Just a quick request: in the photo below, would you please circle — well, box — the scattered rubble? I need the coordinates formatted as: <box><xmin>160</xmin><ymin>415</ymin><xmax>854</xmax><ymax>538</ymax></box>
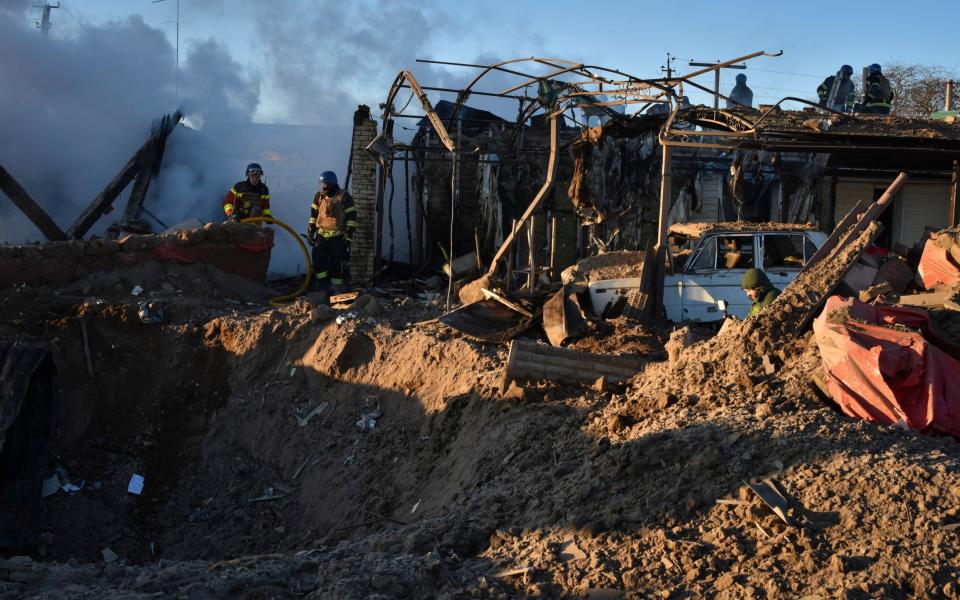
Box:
<box><xmin>1</xmin><ymin>242</ymin><xmax>958</xmax><ymax>599</ymax></box>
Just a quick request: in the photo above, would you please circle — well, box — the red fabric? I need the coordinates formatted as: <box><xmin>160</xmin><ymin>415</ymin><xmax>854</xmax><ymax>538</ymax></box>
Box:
<box><xmin>152</xmin><ymin>240</ymin><xmax>273</xmax><ymax>264</ymax></box>
<box><xmin>917</xmin><ymin>234</ymin><xmax>960</xmax><ymax>290</ymax></box>
<box><xmin>813</xmin><ymin>296</ymin><xmax>960</xmax><ymax>437</ymax></box>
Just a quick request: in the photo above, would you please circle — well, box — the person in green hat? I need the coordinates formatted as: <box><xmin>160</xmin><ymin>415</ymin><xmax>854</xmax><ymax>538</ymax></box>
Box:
<box><xmin>742</xmin><ymin>268</ymin><xmax>781</xmax><ymax>317</ymax></box>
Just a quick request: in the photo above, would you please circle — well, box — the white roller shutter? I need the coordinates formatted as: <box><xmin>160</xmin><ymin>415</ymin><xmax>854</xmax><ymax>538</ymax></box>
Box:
<box><xmin>690</xmin><ymin>172</ymin><xmax>721</xmax><ymax>222</ymax></box>
<box><xmin>899</xmin><ymin>183</ymin><xmax>950</xmax><ymax>246</ymax></box>
<box><xmin>834</xmin><ymin>181</ymin><xmax>875</xmax><ymax>223</ymax></box>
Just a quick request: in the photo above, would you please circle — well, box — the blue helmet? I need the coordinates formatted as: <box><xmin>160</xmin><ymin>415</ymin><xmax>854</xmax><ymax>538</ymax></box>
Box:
<box><xmin>868</xmin><ymin>63</ymin><xmax>882</xmax><ymax>75</ymax></box>
<box><xmin>735</xmin><ymin>73</ymin><xmax>747</xmax><ymax>84</ymax></box>
<box><xmin>246</xmin><ymin>162</ymin><xmax>263</xmax><ymax>175</ymax></box>
<box><xmin>840</xmin><ymin>65</ymin><xmax>853</xmax><ymax>77</ymax></box>
<box><xmin>319</xmin><ymin>171</ymin><xmax>338</xmax><ymax>186</ymax></box>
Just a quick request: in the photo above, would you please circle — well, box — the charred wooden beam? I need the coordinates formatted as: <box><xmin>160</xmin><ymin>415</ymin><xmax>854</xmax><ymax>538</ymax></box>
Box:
<box><xmin>121</xmin><ymin>112</ymin><xmax>181</xmax><ymax>225</ymax></box>
<box><xmin>70</xmin><ymin>111</ymin><xmax>182</xmax><ymax>239</ymax></box>
<box><xmin>66</xmin><ymin>145</ymin><xmax>148</xmax><ymax>239</ymax></box>
<box><xmin>0</xmin><ymin>163</ymin><xmax>67</xmax><ymax>241</ymax></box>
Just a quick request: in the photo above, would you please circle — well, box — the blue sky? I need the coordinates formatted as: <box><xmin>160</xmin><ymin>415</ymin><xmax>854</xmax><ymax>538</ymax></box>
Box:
<box><xmin>1</xmin><ymin>0</ymin><xmax>956</xmax><ymax>261</ymax></box>
<box><xmin>39</xmin><ymin>0</ymin><xmax>960</xmax><ymax>124</ymax></box>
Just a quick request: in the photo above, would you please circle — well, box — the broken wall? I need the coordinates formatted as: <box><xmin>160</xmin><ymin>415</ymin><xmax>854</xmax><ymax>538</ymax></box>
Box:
<box><xmin>349</xmin><ymin>107</ymin><xmax>378</xmax><ymax>282</ymax></box>
<box><xmin>0</xmin><ymin>223</ymin><xmax>273</xmax><ymax>290</ymax></box>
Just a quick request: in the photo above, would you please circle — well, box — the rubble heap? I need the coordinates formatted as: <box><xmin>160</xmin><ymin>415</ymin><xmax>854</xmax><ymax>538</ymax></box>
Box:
<box><xmin>0</xmin><ymin>226</ymin><xmax>959</xmax><ymax>599</ymax></box>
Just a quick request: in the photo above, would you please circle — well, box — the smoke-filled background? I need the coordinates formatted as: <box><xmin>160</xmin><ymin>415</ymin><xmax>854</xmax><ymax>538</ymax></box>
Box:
<box><xmin>0</xmin><ymin>0</ymin><xmax>533</xmax><ymax>274</ymax></box>
<box><xmin>7</xmin><ymin>0</ymin><xmax>933</xmax><ymax>273</ymax></box>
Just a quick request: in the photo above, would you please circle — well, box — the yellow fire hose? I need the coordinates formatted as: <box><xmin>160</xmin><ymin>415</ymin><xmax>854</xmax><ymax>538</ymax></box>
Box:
<box><xmin>240</xmin><ymin>216</ymin><xmax>312</xmax><ymax>306</ymax></box>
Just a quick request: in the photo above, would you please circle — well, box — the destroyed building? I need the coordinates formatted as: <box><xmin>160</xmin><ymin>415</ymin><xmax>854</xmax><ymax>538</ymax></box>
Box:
<box><xmin>2</xmin><ymin>53</ymin><xmax>960</xmax><ymax>598</ymax></box>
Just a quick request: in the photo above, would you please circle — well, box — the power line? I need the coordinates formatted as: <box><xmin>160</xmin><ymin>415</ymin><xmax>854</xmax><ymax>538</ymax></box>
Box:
<box><xmin>59</xmin><ymin>2</ymin><xmax>87</xmax><ymax>32</ymax></box>
<box><xmin>749</xmin><ymin>67</ymin><xmax>825</xmax><ymax>79</ymax></box>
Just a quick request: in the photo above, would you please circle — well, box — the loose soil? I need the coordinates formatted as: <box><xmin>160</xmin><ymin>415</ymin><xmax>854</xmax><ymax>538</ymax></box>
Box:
<box><xmin>2</xmin><ymin>251</ymin><xmax>959</xmax><ymax>599</ymax></box>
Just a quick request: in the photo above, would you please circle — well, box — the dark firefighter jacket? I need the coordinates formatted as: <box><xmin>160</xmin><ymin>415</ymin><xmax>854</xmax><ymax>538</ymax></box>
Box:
<box><xmin>864</xmin><ymin>74</ymin><xmax>894</xmax><ymax>108</ymax></box>
<box><xmin>224</xmin><ymin>181</ymin><xmax>272</xmax><ymax>219</ymax></box>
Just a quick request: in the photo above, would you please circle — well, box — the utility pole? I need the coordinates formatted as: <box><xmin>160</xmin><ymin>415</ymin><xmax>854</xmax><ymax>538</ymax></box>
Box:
<box><xmin>153</xmin><ymin>0</ymin><xmax>180</xmax><ymax>100</ymax></box>
<box><xmin>660</xmin><ymin>53</ymin><xmax>675</xmax><ymax>79</ymax></box>
<box><xmin>34</xmin><ymin>2</ymin><xmax>60</xmax><ymax>35</ymax></box>
<box><xmin>947</xmin><ymin>80</ymin><xmax>955</xmax><ymax>112</ymax></box>
<box><xmin>689</xmin><ymin>59</ymin><xmax>747</xmax><ymax>110</ymax></box>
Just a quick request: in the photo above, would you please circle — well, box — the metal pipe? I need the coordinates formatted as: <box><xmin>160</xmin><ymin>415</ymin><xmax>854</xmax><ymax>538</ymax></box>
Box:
<box><xmin>397</xmin><ymin>83</ymin><xmax>531</xmax><ymax>101</ymax></box>
<box><xmin>950</xmin><ymin>160</ymin><xmax>959</xmax><ymax>226</ymax></box>
<box><xmin>526</xmin><ymin>215</ymin><xmax>536</xmax><ymax>291</ymax></box>
<box><xmin>487</xmin><ymin>112</ymin><xmax>558</xmax><ymax>275</ymax></box>
<box><xmin>678</xmin><ymin>50</ymin><xmax>781</xmax><ymax>81</ymax></box>
<box><xmin>415</xmin><ymin>58</ymin><xmax>539</xmax><ymax>80</ymax></box>
<box><xmin>383</xmin><ymin>70</ymin><xmax>455</xmax><ymax>151</ymax></box>
<box><xmin>549</xmin><ymin>216</ymin><xmax>558</xmax><ymax>279</ymax></box>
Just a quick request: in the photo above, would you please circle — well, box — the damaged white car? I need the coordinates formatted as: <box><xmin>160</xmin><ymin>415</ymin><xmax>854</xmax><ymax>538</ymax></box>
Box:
<box><xmin>588</xmin><ymin>222</ymin><xmax>827</xmax><ymax>322</ymax></box>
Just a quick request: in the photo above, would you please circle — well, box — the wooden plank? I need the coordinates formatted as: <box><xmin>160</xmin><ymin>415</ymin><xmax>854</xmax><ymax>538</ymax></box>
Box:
<box><xmin>0</xmin><ymin>163</ymin><xmax>67</xmax><ymax>241</ymax></box>
<box><xmin>799</xmin><ymin>198</ymin><xmax>868</xmax><ymax>276</ymax></box>
<box><xmin>120</xmin><ymin>137</ymin><xmax>160</xmax><ymax>223</ymax></box>
<box><xmin>122</xmin><ymin>112</ymin><xmax>180</xmax><ymax>225</ymax></box>
<box><xmin>840</xmin><ymin>172</ymin><xmax>908</xmax><ymax>249</ymax></box>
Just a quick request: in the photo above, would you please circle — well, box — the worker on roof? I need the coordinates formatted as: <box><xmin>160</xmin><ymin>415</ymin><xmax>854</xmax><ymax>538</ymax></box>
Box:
<box><xmin>742</xmin><ymin>268</ymin><xmax>780</xmax><ymax>317</ymax></box>
<box><xmin>307</xmin><ymin>171</ymin><xmax>356</xmax><ymax>291</ymax></box>
<box><xmin>223</xmin><ymin>163</ymin><xmax>272</xmax><ymax>221</ymax></box>
<box><xmin>861</xmin><ymin>64</ymin><xmax>894</xmax><ymax>115</ymax></box>
<box><xmin>726</xmin><ymin>73</ymin><xmax>754</xmax><ymax>109</ymax></box>
<box><xmin>817</xmin><ymin>65</ymin><xmax>856</xmax><ymax>113</ymax></box>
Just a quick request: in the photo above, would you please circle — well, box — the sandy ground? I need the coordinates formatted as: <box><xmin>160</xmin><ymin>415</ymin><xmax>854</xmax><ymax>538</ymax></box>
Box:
<box><xmin>1</xmin><ymin>251</ymin><xmax>959</xmax><ymax>599</ymax></box>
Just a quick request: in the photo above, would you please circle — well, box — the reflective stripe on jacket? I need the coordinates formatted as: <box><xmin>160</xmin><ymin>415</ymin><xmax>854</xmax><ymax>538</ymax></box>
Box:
<box><xmin>224</xmin><ymin>180</ymin><xmax>271</xmax><ymax>218</ymax></box>
<box><xmin>308</xmin><ymin>189</ymin><xmax>356</xmax><ymax>237</ymax></box>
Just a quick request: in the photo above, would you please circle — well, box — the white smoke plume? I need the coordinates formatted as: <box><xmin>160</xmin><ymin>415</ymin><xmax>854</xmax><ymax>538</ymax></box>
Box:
<box><xmin>0</xmin><ymin>0</ymin><xmax>557</xmax><ymax>272</ymax></box>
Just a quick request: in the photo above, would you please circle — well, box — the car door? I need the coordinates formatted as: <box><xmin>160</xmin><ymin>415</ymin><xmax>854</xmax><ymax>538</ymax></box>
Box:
<box><xmin>760</xmin><ymin>233</ymin><xmax>809</xmax><ymax>291</ymax></box>
<box><xmin>679</xmin><ymin>233</ymin><xmax>757</xmax><ymax>321</ymax></box>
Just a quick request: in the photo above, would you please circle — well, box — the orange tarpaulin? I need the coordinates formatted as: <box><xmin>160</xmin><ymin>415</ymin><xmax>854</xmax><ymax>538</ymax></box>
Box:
<box><xmin>916</xmin><ymin>233</ymin><xmax>960</xmax><ymax>290</ymax></box>
<box><xmin>813</xmin><ymin>296</ymin><xmax>960</xmax><ymax>437</ymax></box>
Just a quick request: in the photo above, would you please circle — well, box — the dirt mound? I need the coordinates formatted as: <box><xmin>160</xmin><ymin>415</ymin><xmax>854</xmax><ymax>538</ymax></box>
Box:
<box><xmin>4</xmin><ymin>227</ymin><xmax>960</xmax><ymax>598</ymax></box>
<box><xmin>561</xmin><ymin>251</ymin><xmax>646</xmax><ymax>282</ymax></box>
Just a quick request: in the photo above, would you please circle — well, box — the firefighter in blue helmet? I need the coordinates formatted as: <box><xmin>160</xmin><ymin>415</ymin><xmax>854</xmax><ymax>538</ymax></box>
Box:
<box><xmin>307</xmin><ymin>171</ymin><xmax>356</xmax><ymax>290</ymax></box>
<box><xmin>862</xmin><ymin>63</ymin><xmax>894</xmax><ymax>115</ymax></box>
<box><xmin>224</xmin><ymin>163</ymin><xmax>272</xmax><ymax>221</ymax></box>
<box><xmin>817</xmin><ymin>65</ymin><xmax>856</xmax><ymax>113</ymax></box>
